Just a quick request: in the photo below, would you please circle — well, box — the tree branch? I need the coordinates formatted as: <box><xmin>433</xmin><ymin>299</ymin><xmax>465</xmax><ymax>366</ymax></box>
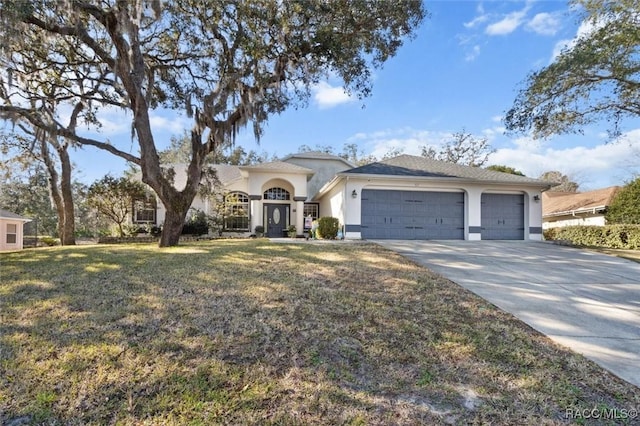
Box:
<box><xmin>22</xmin><ymin>14</ymin><xmax>116</xmax><ymax>70</ymax></box>
<box><xmin>0</xmin><ymin>105</ymin><xmax>141</xmax><ymax>164</ymax></box>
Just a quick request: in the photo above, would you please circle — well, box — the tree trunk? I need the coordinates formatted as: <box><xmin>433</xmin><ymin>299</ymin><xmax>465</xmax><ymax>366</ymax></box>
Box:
<box><xmin>58</xmin><ymin>145</ymin><xmax>76</xmax><ymax>245</ymax></box>
<box><xmin>40</xmin><ymin>138</ymin><xmax>66</xmax><ymax>242</ymax></box>
<box><xmin>159</xmin><ymin>207</ymin><xmax>188</xmax><ymax>247</ymax></box>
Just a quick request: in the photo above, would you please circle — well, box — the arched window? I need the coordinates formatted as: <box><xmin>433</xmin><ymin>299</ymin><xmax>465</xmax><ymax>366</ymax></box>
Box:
<box><xmin>263</xmin><ymin>187</ymin><xmax>290</xmax><ymax>200</ymax></box>
<box><xmin>224</xmin><ymin>192</ymin><xmax>250</xmax><ymax>231</ymax></box>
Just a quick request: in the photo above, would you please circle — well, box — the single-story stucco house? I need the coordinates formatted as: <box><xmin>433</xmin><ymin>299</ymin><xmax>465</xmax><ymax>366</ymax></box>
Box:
<box><xmin>136</xmin><ymin>152</ymin><xmax>553</xmax><ymax>240</ymax></box>
<box><xmin>0</xmin><ymin>209</ymin><xmax>32</xmax><ymax>251</ymax></box>
<box><xmin>542</xmin><ymin>186</ymin><xmax>620</xmax><ymax>229</ymax></box>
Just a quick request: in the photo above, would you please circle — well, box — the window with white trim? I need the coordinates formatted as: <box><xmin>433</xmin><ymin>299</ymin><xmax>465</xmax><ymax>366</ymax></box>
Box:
<box><xmin>6</xmin><ymin>223</ymin><xmax>17</xmax><ymax>244</ymax></box>
<box><xmin>133</xmin><ymin>197</ymin><xmax>157</xmax><ymax>223</ymax></box>
<box><xmin>263</xmin><ymin>187</ymin><xmax>290</xmax><ymax>200</ymax></box>
<box><xmin>303</xmin><ymin>203</ymin><xmax>319</xmax><ymax>229</ymax></box>
<box><xmin>224</xmin><ymin>192</ymin><xmax>250</xmax><ymax>231</ymax></box>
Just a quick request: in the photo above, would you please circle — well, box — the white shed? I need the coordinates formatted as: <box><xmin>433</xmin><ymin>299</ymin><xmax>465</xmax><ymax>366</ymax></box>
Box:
<box><xmin>0</xmin><ymin>209</ymin><xmax>32</xmax><ymax>251</ymax></box>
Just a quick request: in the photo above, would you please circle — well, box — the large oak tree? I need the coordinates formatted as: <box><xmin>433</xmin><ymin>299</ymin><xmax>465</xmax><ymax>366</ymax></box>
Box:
<box><xmin>504</xmin><ymin>0</ymin><xmax>640</xmax><ymax>139</ymax></box>
<box><xmin>0</xmin><ymin>0</ymin><xmax>426</xmax><ymax>246</ymax></box>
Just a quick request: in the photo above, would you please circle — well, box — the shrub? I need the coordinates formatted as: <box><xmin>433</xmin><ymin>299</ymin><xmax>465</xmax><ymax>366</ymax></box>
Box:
<box><xmin>254</xmin><ymin>225</ymin><xmax>264</xmax><ymax>237</ymax></box>
<box><xmin>543</xmin><ymin>228</ymin><xmax>558</xmax><ymax>241</ymax></box>
<box><xmin>545</xmin><ymin>225</ymin><xmax>640</xmax><ymax>249</ymax></box>
<box><xmin>606</xmin><ymin>178</ymin><xmax>640</xmax><ymax>224</ymax></box>
<box><xmin>317</xmin><ymin>217</ymin><xmax>340</xmax><ymax>239</ymax></box>
<box><xmin>182</xmin><ymin>210</ymin><xmax>209</xmax><ymax>235</ymax></box>
<box><xmin>40</xmin><ymin>236</ymin><xmax>58</xmax><ymax>246</ymax></box>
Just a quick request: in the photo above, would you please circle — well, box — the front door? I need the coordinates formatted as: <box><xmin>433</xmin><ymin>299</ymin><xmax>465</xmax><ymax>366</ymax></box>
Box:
<box><xmin>265</xmin><ymin>204</ymin><xmax>288</xmax><ymax>237</ymax></box>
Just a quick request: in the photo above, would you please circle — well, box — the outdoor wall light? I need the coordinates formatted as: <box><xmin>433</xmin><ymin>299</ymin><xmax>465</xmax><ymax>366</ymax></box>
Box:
<box><xmin>533</xmin><ymin>195</ymin><xmax>540</xmax><ymax>202</ymax></box>
<box><xmin>351</xmin><ymin>189</ymin><xmax>358</xmax><ymax>199</ymax></box>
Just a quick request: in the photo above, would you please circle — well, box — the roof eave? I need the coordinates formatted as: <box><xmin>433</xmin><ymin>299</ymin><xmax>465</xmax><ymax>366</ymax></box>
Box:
<box><xmin>238</xmin><ymin>166</ymin><xmax>314</xmax><ymax>176</ymax></box>
<box><xmin>543</xmin><ymin>205</ymin><xmax>608</xmax><ymax>218</ymax></box>
<box><xmin>314</xmin><ymin>175</ymin><xmax>344</xmax><ymax>200</ymax></box>
<box><xmin>0</xmin><ymin>216</ymin><xmax>32</xmax><ymax>222</ymax></box>
<box><xmin>336</xmin><ymin>172</ymin><xmax>553</xmax><ymax>188</ymax></box>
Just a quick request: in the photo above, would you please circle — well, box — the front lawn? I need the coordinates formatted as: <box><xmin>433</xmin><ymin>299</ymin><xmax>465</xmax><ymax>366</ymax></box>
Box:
<box><xmin>589</xmin><ymin>247</ymin><xmax>640</xmax><ymax>264</ymax></box>
<box><xmin>1</xmin><ymin>240</ymin><xmax>638</xmax><ymax>425</ymax></box>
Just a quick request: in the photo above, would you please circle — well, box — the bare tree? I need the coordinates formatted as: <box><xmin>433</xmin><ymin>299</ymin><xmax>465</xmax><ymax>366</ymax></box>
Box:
<box><xmin>421</xmin><ymin>130</ymin><xmax>494</xmax><ymax>167</ymax></box>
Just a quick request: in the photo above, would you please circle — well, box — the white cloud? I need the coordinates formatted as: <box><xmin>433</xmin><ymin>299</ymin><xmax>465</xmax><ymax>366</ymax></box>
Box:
<box><xmin>464</xmin><ymin>3</ymin><xmax>489</xmax><ymax>28</ymax></box>
<box><xmin>347</xmin><ymin>127</ymin><xmax>453</xmax><ymax>159</ymax></box>
<box><xmin>149</xmin><ymin>113</ymin><xmax>190</xmax><ymax>135</ymax></box>
<box><xmin>488</xmin><ymin>133</ymin><xmax>640</xmax><ymax>189</ymax></box>
<box><xmin>313</xmin><ymin>81</ymin><xmax>353</xmax><ymax>109</ymax></box>
<box><xmin>549</xmin><ymin>17</ymin><xmax>607</xmax><ymax>62</ymax></box>
<box><xmin>465</xmin><ymin>45</ymin><xmax>481</xmax><ymax>62</ymax></box>
<box><xmin>485</xmin><ymin>6</ymin><xmax>530</xmax><ymax>36</ymax></box>
<box><xmin>482</xmin><ymin>125</ymin><xmax>506</xmax><ymax>140</ymax></box>
<box><xmin>464</xmin><ymin>15</ymin><xmax>489</xmax><ymax>29</ymax></box>
<box><xmin>526</xmin><ymin>12</ymin><xmax>562</xmax><ymax>36</ymax></box>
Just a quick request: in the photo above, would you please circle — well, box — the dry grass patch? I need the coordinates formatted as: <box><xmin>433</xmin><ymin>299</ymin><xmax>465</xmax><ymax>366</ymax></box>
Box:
<box><xmin>1</xmin><ymin>240</ymin><xmax>638</xmax><ymax>425</ymax></box>
<box><xmin>587</xmin><ymin>247</ymin><xmax>640</xmax><ymax>264</ymax></box>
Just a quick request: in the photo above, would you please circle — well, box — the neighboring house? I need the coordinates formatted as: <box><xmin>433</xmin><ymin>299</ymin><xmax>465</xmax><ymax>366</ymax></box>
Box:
<box><xmin>137</xmin><ymin>153</ymin><xmax>552</xmax><ymax>240</ymax></box>
<box><xmin>542</xmin><ymin>186</ymin><xmax>620</xmax><ymax>229</ymax></box>
<box><xmin>0</xmin><ymin>209</ymin><xmax>32</xmax><ymax>251</ymax></box>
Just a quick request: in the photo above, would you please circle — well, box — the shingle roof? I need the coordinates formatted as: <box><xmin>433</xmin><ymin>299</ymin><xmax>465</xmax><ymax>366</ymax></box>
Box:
<box><xmin>210</xmin><ymin>164</ymin><xmax>242</xmax><ymax>185</ymax></box>
<box><xmin>282</xmin><ymin>151</ymin><xmax>354</xmax><ymax>166</ymax></box>
<box><xmin>342</xmin><ymin>155</ymin><xmax>551</xmax><ymax>186</ymax></box>
<box><xmin>0</xmin><ymin>209</ymin><xmax>31</xmax><ymax>221</ymax></box>
<box><xmin>239</xmin><ymin>161</ymin><xmax>314</xmax><ymax>174</ymax></box>
<box><xmin>542</xmin><ymin>186</ymin><xmax>620</xmax><ymax>216</ymax></box>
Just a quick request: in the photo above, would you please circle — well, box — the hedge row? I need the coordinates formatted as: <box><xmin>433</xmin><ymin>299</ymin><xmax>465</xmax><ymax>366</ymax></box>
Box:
<box><xmin>544</xmin><ymin>225</ymin><xmax>640</xmax><ymax>249</ymax></box>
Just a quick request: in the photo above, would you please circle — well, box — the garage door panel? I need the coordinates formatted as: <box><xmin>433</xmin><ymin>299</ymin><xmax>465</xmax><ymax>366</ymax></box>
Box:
<box><xmin>481</xmin><ymin>194</ymin><xmax>524</xmax><ymax>240</ymax></box>
<box><xmin>361</xmin><ymin>190</ymin><xmax>464</xmax><ymax>240</ymax></box>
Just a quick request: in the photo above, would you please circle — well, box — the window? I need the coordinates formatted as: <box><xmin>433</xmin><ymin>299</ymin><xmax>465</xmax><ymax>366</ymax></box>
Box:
<box><xmin>263</xmin><ymin>187</ymin><xmax>290</xmax><ymax>200</ymax></box>
<box><xmin>303</xmin><ymin>203</ymin><xmax>319</xmax><ymax>229</ymax></box>
<box><xmin>133</xmin><ymin>197</ymin><xmax>157</xmax><ymax>223</ymax></box>
<box><xmin>6</xmin><ymin>223</ymin><xmax>17</xmax><ymax>244</ymax></box>
<box><xmin>224</xmin><ymin>192</ymin><xmax>250</xmax><ymax>231</ymax></box>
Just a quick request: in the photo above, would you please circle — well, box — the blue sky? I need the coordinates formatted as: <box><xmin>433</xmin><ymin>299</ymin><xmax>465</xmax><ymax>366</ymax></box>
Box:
<box><xmin>69</xmin><ymin>0</ymin><xmax>640</xmax><ymax>190</ymax></box>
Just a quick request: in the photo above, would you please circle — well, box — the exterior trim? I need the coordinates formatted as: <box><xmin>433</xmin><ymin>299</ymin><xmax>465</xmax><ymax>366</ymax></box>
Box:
<box><xmin>293</xmin><ymin>196</ymin><xmax>307</xmax><ymax>202</ymax></box>
<box><xmin>529</xmin><ymin>226</ymin><xmax>542</xmax><ymax>234</ymax></box>
<box><xmin>345</xmin><ymin>224</ymin><xmax>361</xmax><ymax>232</ymax></box>
<box><xmin>468</xmin><ymin>226</ymin><xmax>482</xmax><ymax>233</ymax></box>
<box><xmin>249</xmin><ymin>195</ymin><xmax>262</xmax><ymax>201</ymax></box>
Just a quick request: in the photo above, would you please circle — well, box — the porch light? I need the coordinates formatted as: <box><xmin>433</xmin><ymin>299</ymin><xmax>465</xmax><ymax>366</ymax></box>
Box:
<box><xmin>533</xmin><ymin>195</ymin><xmax>540</xmax><ymax>202</ymax></box>
<box><xmin>351</xmin><ymin>189</ymin><xmax>358</xmax><ymax>199</ymax></box>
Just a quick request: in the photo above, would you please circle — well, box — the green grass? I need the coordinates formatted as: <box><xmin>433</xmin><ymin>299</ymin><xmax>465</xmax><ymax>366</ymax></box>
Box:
<box><xmin>1</xmin><ymin>240</ymin><xmax>639</xmax><ymax>425</ymax></box>
<box><xmin>589</xmin><ymin>247</ymin><xmax>640</xmax><ymax>264</ymax></box>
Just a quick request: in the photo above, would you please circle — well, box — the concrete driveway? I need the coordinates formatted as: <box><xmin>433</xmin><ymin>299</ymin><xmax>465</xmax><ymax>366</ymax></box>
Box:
<box><xmin>376</xmin><ymin>240</ymin><xmax>640</xmax><ymax>388</ymax></box>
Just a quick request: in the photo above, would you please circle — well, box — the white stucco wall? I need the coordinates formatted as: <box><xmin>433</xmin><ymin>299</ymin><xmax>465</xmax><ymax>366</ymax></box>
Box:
<box><xmin>318</xmin><ymin>181</ymin><xmax>346</xmax><ymax>233</ymax></box>
<box><xmin>543</xmin><ymin>214</ymin><xmax>606</xmax><ymax>229</ymax></box>
<box><xmin>319</xmin><ymin>176</ymin><xmax>545</xmax><ymax>240</ymax></box>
